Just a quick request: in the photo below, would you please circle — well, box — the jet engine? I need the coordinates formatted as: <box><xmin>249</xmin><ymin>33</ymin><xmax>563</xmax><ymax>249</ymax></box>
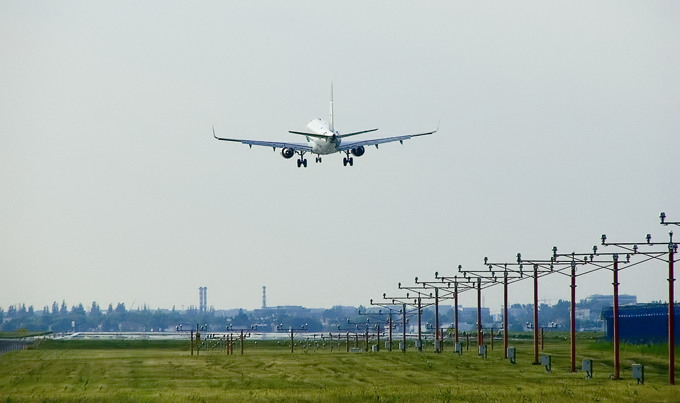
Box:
<box><xmin>281</xmin><ymin>148</ymin><xmax>295</xmax><ymax>159</ymax></box>
<box><xmin>350</xmin><ymin>146</ymin><xmax>365</xmax><ymax>157</ymax></box>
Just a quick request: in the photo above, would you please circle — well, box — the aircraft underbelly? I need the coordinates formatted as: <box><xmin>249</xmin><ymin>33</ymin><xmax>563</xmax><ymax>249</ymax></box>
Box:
<box><xmin>312</xmin><ymin>139</ymin><xmax>339</xmax><ymax>155</ymax></box>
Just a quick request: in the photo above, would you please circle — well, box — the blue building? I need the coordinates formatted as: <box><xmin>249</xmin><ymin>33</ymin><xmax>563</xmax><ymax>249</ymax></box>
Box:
<box><xmin>601</xmin><ymin>303</ymin><xmax>680</xmax><ymax>344</ymax></box>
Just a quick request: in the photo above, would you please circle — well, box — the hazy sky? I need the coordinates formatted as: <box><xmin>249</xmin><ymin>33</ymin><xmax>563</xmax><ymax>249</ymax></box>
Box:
<box><xmin>1</xmin><ymin>1</ymin><xmax>679</xmax><ymax>314</ymax></box>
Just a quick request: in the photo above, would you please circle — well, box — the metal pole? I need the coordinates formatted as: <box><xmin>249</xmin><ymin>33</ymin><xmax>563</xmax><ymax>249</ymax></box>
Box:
<box><xmin>402</xmin><ymin>303</ymin><xmax>407</xmax><ymax>353</ymax></box>
<box><xmin>435</xmin><ymin>287</ymin><xmax>440</xmax><ymax>353</ymax></box>
<box><xmin>376</xmin><ymin>324</ymin><xmax>380</xmax><ymax>352</ymax></box>
<box><xmin>417</xmin><ymin>296</ymin><xmax>422</xmax><ymax>352</ymax></box>
<box><xmin>668</xmin><ymin>242</ymin><xmax>675</xmax><ymax>385</ymax></box>
<box><xmin>455</xmin><ymin>282</ymin><xmax>459</xmax><ymax>344</ymax></box>
<box><xmin>290</xmin><ymin>328</ymin><xmax>294</xmax><ymax>354</ymax></box>
<box><xmin>240</xmin><ymin>330</ymin><xmax>244</xmax><ymax>355</ymax></box>
<box><xmin>477</xmin><ymin>278</ymin><xmax>482</xmax><ymax>347</ymax></box>
<box><xmin>613</xmin><ymin>255</ymin><xmax>620</xmax><ymax>379</ymax></box>
<box><xmin>196</xmin><ymin>324</ymin><xmax>200</xmax><ymax>356</ymax></box>
<box><xmin>365</xmin><ymin>327</ymin><xmax>369</xmax><ymax>352</ymax></box>
<box><xmin>346</xmin><ymin>332</ymin><xmax>349</xmax><ymax>353</ymax></box>
<box><xmin>388</xmin><ymin>312</ymin><xmax>393</xmax><ymax>352</ymax></box>
<box><xmin>503</xmin><ymin>271</ymin><xmax>509</xmax><ymax>358</ymax></box>
<box><xmin>541</xmin><ymin>327</ymin><xmax>544</xmax><ymax>350</ymax></box>
<box><xmin>533</xmin><ymin>264</ymin><xmax>539</xmax><ymax>364</ymax></box>
<box><xmin>570</xmin><ymin>262</ymin><xmax>576</xmax><ymax>372</ymax></box>
<box><xmin>190</xmin><ymin>330</ymin><xmax>194</xmax><ymax>356</ymax></box>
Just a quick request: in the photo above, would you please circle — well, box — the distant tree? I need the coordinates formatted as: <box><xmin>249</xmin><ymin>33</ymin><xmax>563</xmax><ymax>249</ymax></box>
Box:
<box><xmin>71</xmin><ymin>303</ymin><xmax>86</xmax><ymax>316</ymax></box>
<box><xmin>52</xmin><ymin>301</ymin><xmax>59</xmax><ymax>315</ymax></box>
<box><xmin>115</xmin><ymin>303</ymin><xmax>126</xmax><ymax>313</ymax></box>
<box><xmin>60</xmin><ymin>300</ymin><xmax>68</xmax><ymax>315</ymax></box>
<box><xmin>231</xmin><ymin>309</ymin><xmax>250</xmax><ymax>326</ymax></box>
<box><xmin>28</xmin><ymin>305</ymin><xmax>34</xmax><ymax>316</ymax></box>
<box><xmin>107</xmin><ymin>303</ymin><xmax>113</xmax><ymax>314</ymax></box>
<box><xmin>89</xmin><ymin>302</ymin><xmax>101</xmax><ymax>316</ymax></box>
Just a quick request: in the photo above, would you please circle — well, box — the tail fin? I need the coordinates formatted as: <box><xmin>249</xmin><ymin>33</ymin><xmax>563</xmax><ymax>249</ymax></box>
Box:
<box><xmin>329</xmin><ymin>83</ymin><xmax>334</xmax><ymax>133</ymax></box>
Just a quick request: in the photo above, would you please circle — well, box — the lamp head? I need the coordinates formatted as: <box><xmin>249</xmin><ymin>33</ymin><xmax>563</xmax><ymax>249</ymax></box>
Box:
<box><xmin>601</xmin><ymin>234</ymin><xmax>606</xmax><ymax>244</ymax></box>
<box><xmin>646</xmin><ymin>234</ymin><xmax>652</xmax><ymax>244</ymax></box>
<box><xmin>661</xmin><ymin>211</ymin><xmax>666</xmax><ymax>224</ymax></box>
<box><xmin>484</xmin><ymin>257</ymin><xmax>488</xmax><ymax>265</ymax></box>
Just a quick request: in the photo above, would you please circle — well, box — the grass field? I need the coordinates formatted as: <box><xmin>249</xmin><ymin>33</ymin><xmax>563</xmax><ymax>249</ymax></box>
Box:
<box><xmin>0</xmin><ymin>334</ymin><xmax>678</xmax><ymax>402</ymax></box>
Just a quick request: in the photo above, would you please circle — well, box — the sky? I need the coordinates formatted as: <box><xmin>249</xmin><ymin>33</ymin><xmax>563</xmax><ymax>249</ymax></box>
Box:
<box><xmin>1</xmin><ymin>1</ymin><xmax>679</xmax><ymax>315</ymax></box>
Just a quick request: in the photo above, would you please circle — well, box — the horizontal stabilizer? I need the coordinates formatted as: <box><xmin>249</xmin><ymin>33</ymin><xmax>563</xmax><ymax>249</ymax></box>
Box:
<box><xmin>338</xmin><ymin>128</ymin><xmax>378</xmax><ymax>138</ymax></box>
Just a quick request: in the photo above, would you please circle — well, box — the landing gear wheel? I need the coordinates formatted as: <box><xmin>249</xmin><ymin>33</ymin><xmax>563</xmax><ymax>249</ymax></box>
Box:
<box><xmin>349</xmin><ymin>157</ymin><xmax>354</xmax><ymax>166</ymax></box>
<box><xmin>303</xmin><ymin>159</ymin><xmax>308</xmax><ymax>167</ymax></box>
<box><xmin>343</xmin><ymin>157</ymin><xmax>348</xmax><ymax>166</ymax></box>
<box><xmin>297</xmin><ymin>159</ymin><xmax>302</xmax><ymax>168</ymax></box>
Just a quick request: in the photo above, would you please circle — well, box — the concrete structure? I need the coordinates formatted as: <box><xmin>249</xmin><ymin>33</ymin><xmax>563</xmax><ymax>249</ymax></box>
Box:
<box><xmin>198</xmin><ymin>287</ymin><xmax>207</xmax><ymax>313</ymax></box>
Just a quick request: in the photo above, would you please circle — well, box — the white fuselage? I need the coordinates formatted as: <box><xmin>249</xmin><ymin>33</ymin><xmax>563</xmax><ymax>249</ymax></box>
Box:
<box><xmin>306</xmin><ymin>118</ymin><xmax>341</xmax><ymax>155</ymax></box>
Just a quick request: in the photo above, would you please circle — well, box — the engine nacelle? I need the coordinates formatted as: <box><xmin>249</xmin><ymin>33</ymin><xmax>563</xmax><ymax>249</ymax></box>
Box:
<box><xmin>350</xmin><ymin>146</ymin><xmax>365</xmax><ymax>157</ymax></box>
<box><xmin>281</xmin><ymin>148</ymin><xmax>295</xmax><ymax>159</ymax></box>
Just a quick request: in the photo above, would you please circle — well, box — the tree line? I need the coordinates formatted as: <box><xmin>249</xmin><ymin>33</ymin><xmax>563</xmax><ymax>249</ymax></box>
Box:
<box><xmin>1</xmin><ymin>297</ymin><xmax>610</xmax><ymax>334</ymax></box>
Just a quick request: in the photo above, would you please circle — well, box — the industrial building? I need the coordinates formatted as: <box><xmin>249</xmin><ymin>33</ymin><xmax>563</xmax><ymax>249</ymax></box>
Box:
<box><xmin>601</xmin><ymin>303</ymin><xmax>680</xmax><ymax>344</ymax></box>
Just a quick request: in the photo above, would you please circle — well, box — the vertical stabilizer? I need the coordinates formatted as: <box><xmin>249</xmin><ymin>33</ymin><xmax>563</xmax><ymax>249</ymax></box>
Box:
<box><xmin>329</xmin><ymin>83</ymin><xmax>334</xmax><ymax>132</ymax></box>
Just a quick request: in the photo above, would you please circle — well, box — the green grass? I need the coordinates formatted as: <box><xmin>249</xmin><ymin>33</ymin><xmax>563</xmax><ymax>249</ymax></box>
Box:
<box><xmin>0</xmin><ymin>337</ymin><xmax>678</xmax><ymax>402</ymax></box>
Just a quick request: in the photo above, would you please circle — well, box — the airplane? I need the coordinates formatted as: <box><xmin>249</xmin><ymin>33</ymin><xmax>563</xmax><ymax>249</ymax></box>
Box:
<box><xmin>212</xmin><ymin>86</ymin><xmax>437</xmax><ymax>167</ymax></box>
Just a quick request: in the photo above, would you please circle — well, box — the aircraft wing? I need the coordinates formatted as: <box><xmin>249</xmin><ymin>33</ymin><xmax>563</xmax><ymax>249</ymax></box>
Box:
<box><xmin>338</xmin><ymin>128</ymin><xmax>437</xmax><ymax>151</ymax></box>
<box><xmin>213</xmin><ymin>128</ymin><xmax>313</xmax><ymax>153</ymax></box>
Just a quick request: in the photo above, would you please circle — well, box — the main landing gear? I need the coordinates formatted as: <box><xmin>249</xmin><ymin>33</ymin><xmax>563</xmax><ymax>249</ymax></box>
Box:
<box><xmin>315</xmin><ymin>156</ymin><xmax>322</xmax><ymax>163</ymax></box>
<box><xmin>296</xmin><ymin>151</ymin><xmax>308</xmax><ymax>168</ymax></box>
<box><xmin>343</xmin><ymin>151</ymin><xmax>354</xmax><ymax>167</ymax></box>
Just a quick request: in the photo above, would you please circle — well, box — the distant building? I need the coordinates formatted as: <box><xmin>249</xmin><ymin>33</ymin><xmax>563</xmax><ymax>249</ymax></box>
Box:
<box><xmin>575</xmin><ymin>308</ymin><xmax>590</xmax><ymax>321</ymax></box>
<box><xmin>586</xmin><ymin>294</ymin><xmax>637</xmax><ymax>306</ymax></box>
<box><xmin>601</xmin><ymin>303</ymin><xmax>680</xmax><ymax>344</ymax></box>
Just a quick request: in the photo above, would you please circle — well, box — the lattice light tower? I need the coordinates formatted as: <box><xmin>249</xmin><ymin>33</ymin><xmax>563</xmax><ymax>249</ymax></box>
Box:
<box><xmin>198</xmin><ymin>287</ymin><xmax>207</xmax><ymax>313</ymax></box>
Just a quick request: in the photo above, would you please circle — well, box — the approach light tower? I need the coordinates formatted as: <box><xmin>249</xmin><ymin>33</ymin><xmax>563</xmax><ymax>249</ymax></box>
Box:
<box><xmin>262</xmin><ymin>286</ymin><xmax>267</xmax><ymax>309</ymax></box>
